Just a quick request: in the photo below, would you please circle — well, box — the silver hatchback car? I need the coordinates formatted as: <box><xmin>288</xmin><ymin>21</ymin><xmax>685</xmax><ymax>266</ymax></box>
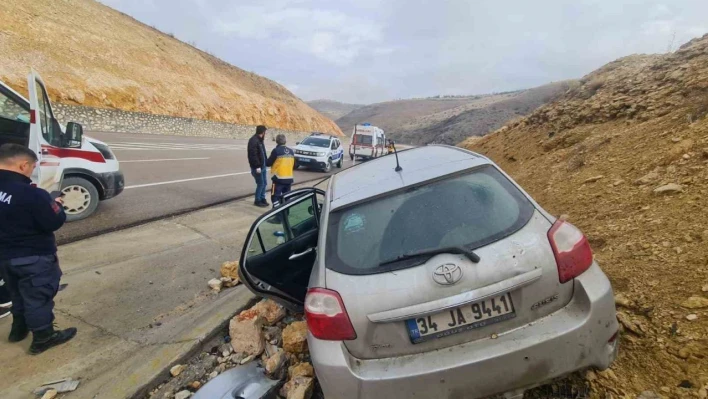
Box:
<box><xmin>239</xmin><ymin>145</ymin><xmax>619</xmax><ymax>399</ymax></box>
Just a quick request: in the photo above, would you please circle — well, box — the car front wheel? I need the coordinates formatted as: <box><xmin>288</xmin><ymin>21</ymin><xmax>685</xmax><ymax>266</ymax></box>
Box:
<box><xmin>61</xmin><ymin>177</ymin><xmax>100</xmax><ymax>222</ymax></box>
<box><xmin>323</xmin><ymin>159</ymin><xmax>332</xmax><ymax>173</ymax></box>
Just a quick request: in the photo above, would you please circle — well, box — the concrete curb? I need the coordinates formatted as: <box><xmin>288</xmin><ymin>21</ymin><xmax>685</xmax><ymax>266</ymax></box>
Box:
<box><xmin>129</xmin><ymin>292</ymin><xmax>260</xmax><ymax>399</ymax></box>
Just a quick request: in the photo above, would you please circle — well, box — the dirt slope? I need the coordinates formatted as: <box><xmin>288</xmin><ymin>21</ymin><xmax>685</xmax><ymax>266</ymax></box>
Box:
<box><xmin>462</xmin><ymin>35</ymin><xmax>708</xmax><ymax>398</ymax></box>
<box><xmin>392</xmin><ymin>81</ymin><xmax>574</xmax><ymax>145</ymax></box>
<box><xmin>0</xmin><ymin>0</ymin><xmax>341</xmax><ymax>135</ymax></box>
<box><xmin>307</xmin><ymin>99</ymin><xmax>364</xmax><ymax>121</ymax></box>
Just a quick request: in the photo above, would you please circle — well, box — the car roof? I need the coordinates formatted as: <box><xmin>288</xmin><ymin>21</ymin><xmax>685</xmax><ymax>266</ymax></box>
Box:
<box><xmin>307</xmin><ymin>133</ymin><xmax>335</xmax><ymax>139</ymax></box>
<box><xmin>330</xmin><ymin>145</ymin><xmax>491</xmax><ymax>210</ymax></box>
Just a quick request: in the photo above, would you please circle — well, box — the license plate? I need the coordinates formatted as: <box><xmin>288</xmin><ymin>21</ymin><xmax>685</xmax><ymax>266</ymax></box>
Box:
<box><xmin>297</xmin><ymin>157</ymin><xmax>311</xmax><ymax>162</ymax></box>
<box><xmin>406</xmin><ymin>293</ymin><xmax>516</xmax><ymax>344</ymax></box>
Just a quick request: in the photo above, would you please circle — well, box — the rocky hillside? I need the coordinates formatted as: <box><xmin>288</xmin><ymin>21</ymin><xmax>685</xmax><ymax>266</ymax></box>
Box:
<box><xmin>462</xmin><ymin>35</ymin><xmax>708</xmax><ymax>398</ymax></box>
<box><xmin>307</xmin><ymin>99</ymin><xmax>364</xmax><ymax>121</ymax></box>
<box><xmin>0</xmin><ymin>0</ymin><xmax>341</xmax><ymax>135</ymax></box>
<box><xmin>392</xmin><ymin>81</ymin><xmax>574</xmax><ymax>145</ymax></box>
<box><xmin>335</xmin><ymin>97</ymin><xmax>482</xmax><ymax>135</ymax></box>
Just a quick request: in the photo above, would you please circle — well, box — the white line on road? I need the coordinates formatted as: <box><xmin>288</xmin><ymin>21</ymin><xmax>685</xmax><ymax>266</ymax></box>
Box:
<box><xmin>120</xmin><ymin>157</ymin><xmax>210</xmax><ymax>163</ymax></box>
<box><xmin>125</xmin><ymin>171</ymin><xmax>253</xmax><ymax>189</ymax></box>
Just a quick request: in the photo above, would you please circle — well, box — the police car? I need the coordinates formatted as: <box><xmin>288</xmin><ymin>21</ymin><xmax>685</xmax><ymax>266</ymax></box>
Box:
<box><xmin>293</xmin><ymin>133</ymin><xmax>344</xmax><ymax>173</ymax></box>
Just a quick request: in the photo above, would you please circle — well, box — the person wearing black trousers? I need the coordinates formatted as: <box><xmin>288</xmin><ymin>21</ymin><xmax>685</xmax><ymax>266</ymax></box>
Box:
<box><xmin>0</xmin><ymin>280</ymin><xmax>11</xmax><ymax>319</ymax></box>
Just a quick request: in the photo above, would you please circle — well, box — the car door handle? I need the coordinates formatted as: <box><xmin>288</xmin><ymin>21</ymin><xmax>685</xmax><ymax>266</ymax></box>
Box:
<box><xmin>289</xmin><ymin>247</ymin><xmax>315</xmax><ymax>260</ymax></box>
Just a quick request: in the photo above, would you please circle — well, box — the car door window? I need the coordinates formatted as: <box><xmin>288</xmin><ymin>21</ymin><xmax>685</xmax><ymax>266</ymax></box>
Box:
<box><xmin>0</xmin><ymin>91</ymin><xmax>30</xmax><ymax>122</ymax></box>
<box><xmin>330</xmin><ymin>140</ymin><xmax>337</xmax><ymax>150</ymax></box>
<box><xmin>34</xmin><ymin>80</ymin><xmax>59</xmax><ymax>145</ymax></box>
<box><xmin>246</xmin><ymin>195</ymin><xmax>318</xmax><ymax>257</ymax></box>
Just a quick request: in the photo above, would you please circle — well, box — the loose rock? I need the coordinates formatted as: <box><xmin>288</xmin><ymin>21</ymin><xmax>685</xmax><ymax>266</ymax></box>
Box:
<box><xmin>686</xmin><ymin>314</ymin><xmax>698</xmax><ymax>321</ymax></box>
<box><xmin>681</xmin><ymin>296</ymin><xmax>708</xmax><ymax>309</ymax></box>
<box><xmin>635</xmin><ymin>171</ymin><xmax>660</xmax><ymax>185</ymax></box>
<box><xmin>583</xmin><ymin>175</ymin><xmax>604</xmax><ymax>183</ymax></box>
<box><xmin>208</xmin><ymin>278</ymin><xmax>223</xmax><ymax>292</ymax></box>
<box><xmin>229</xmin><ymin>314</ymin><xmax>265</xmax><ymax>356</ymax></box>
<box><xmin>174</xmin><ymin>390</ymin><xmax>192</xmax><ymax>399</ymax></box>
<box><xmin>41</xmin><ymin>390</ymin><xmax>58</xmax><ymax>399</ymax></box>
<box><xmin>265</xmin><ymin>349</ymin><xmax>288</xmax><ymax>378</ymax></box>
<box><xmin>283</xmin><ymin>321</ymin><xmax>309</xmax><ymax>354</ymax></box>
<box><xmin>616</xmin><ymin>312</ymin><xmax>645</xmax><ymax>336</ymax></box>
<box><xmin>289</xmin><ymin>362</ymin><xmax>315</xmax><ymax>379</ymax></box>
<box><xmin>637</xmin><ymin>391</ymin><xmax>661</xmax><ymax>399</ymax></box>
<box><xmin>208</xmin><ymin>371</ymin><xmax>219</xmax><ymax>380</ymax></box>
<box><xmin>220</xmin><ymin>260</ymin><xmax>240</xmax><ymax>281</ymax></box>
<box><xmin>281</xmin><ymin>376</ymin><xmax>315</xmax><ymax>399</ymax></box>
<box><xmin>240</xmin><ymin>355</ymin><xmax>255</xmax><ymax>365</ymax></box>
<box><xmin>189</xmin><ymin>381</ymin><xmax>201</xmax><ymax>390</ymax></box>
<box><xmin>702</xmin><ymin>284</ymin><xmax>708</xmax><ymax>293</ymax></box>
<box><xmin>653</xmin><ymin>183</ymin><xmax>683</xmax><ymax>194</ymax></box>
<box><xmin>170</xmin><ymin>364</ymin><xmax>185</xmax><ymax>377</ymax></box>
<box><xmin>614</xmin><ymin>293</ymin><xmax>632</xmax><ymax>308</ymax></box>
<box><xmin>249</xmin><ymin>299</ymin><xmax>287</xmax><ymax>325</ymax></box>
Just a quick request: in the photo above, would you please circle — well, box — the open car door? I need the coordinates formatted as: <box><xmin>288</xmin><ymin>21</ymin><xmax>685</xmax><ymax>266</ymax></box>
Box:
<box><xmin>238</xmin><ymin>188</ymin><xmax>323</xmax><ymax>310</ymax></box>
<box><xmin>27</xmin><ymin>70</ymin><xmax>62</xmax><ymax>193</ymax></box>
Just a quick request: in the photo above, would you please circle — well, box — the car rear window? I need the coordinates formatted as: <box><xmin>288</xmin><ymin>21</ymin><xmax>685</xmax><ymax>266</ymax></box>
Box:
<box><xmin>325</xmin><ymin>165</ymin><xmax>535</xmax><ymax>275</ymax></box>
<box><xmin>301</xmin><ymin>137</ymin><xmax>330</xmax><ymax>147</ymax></box>
<box><xmin>354</xmin><ymin>135</ymin><xmax>373</xmax><ymax>145</ymax></box>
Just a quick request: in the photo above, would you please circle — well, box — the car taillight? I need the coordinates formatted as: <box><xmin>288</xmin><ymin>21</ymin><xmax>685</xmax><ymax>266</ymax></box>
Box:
<box><xmin>547</xmin><ymin>220</ymin><xmax>593</xmax><ymax>283</ymax></box>
<box><xmin>305</xmin><ymin>288</ymin><xmax>357</xmax><ymax>341</ymax></box>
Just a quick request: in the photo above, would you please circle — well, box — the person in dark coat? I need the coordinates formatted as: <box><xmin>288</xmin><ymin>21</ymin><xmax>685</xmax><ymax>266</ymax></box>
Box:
<box><xmin>0</xmin><ymin>144</ymin><xmax>77</xmax><ymax>355</ymax></box>
<box><xmin>247</xmin><ymin>125</ymin><xmax>269</xmax><ymax>207</ymax></box>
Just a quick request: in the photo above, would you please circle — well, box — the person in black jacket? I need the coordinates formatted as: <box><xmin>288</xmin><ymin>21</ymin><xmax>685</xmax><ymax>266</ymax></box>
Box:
<box><xmin>0</xmin><ymin>144</ymin><xmax>76</xmax><ymax>355</ymax></box>
<box><xmin>247</xmin><ymin>125</ymin><xmax>269</xmax><ymax>207</ymax></box>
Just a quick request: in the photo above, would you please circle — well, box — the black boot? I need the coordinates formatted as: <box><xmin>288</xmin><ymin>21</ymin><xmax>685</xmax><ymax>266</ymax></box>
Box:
<box><xmin>8</xmin><ymin>315</ymin><xmax>29</xmax><ymax>342</ymax></box>
<box><xmin>29</xmin><ymin>325</ymin><xmax>77</xmax><ymax>355</ymax></box>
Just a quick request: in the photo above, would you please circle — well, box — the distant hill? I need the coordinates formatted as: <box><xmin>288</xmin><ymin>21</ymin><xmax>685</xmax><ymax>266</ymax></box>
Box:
<box><xmin>391</xmin><ymin>81</ymin><xmax>575</xmax><ymax>145</ymax></box>
<box><xmin>307</xmin><ymin>100</ymin><xmax>364</xmax><ymax>121</ymax></box>
<box><xmin>335</xmin><ymin>97</ymin><xmax>487</xmax><ymax>136</ymax></box>
<box><xmin>0</xmin><ymin>0</ymin><xmax>341</xmax><ymax>134</ymax></box>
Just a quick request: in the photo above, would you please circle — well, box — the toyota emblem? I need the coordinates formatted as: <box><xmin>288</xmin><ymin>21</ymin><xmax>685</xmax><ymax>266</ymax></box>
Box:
<box><xmin>433</xmin><ymin>263</ymin><xmax>463</xmax><ymax>285</ymax></box>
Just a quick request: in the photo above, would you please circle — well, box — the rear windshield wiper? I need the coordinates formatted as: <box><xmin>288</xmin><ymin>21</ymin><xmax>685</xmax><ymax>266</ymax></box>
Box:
<box><xmin>379</xmin><ymin>246</ymin><xmax>481</xmax><ymax>267</ymax></box>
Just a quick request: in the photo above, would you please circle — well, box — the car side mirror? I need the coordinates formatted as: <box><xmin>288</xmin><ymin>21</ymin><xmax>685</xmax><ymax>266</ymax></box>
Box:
<box><xmin>64</xmin><ymin>121</ymin><xmax>83</xmax><ymax>148</ymax></box>
<box><xmin>296</xmin><ymin>142</ymin><xmax>300</xmax><ymax>145</ymax></box>
<box><xmin>308</xmin><ymin>205</ymin><xmax>314</xmax><ymax>215</ymax></box>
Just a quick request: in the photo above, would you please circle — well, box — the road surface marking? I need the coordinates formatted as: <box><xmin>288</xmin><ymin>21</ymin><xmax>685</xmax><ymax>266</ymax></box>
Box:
<box><xmin>108</xmin><ymin>142</ymin><xmax>246</xmax><ymax>151</ymax></box>
<box><xmin>125</xmin><ymin>169</ymin><xmax>269</xmax><ymax>189</ymax></box>
<box><xmin>120</xmin><ymin>157</ymin><xmax>210</xmax><ymax>163</ymax></box>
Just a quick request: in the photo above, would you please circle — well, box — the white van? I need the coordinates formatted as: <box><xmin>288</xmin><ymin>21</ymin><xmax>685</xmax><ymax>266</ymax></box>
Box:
<box><xmin>348</xmin><ymin>124</ymin><xmax>386</xmax><ymax>160</ymax></box>
<box><xmin>0</xmin><ymin>70</ymin><xmax>124</xmax><ymax>221</ymax></box>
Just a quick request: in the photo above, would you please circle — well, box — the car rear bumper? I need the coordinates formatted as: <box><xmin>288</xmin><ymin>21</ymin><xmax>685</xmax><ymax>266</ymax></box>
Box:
<box><xmin>98</xmin><ymin>170</ymin><xmax>124</xmax><ymax>199</ymax></box>
<box><xmin>310</xmin><ymin>263</ymin><xmax>618</xmax><ymax>399</ymax></box>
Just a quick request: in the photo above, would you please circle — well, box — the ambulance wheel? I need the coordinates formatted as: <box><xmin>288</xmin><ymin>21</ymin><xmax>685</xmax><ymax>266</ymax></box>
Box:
<box><xmin>337</xmin><ymin>157</ymin><xmax>343</xmax><ymax>168</ymax></box>
<box><xmin>323</xmin><ymin>159</ymin><xmax>332</xmax><ymax>173</ymax></box>
<box><xmin>61</xmin><ymin>177</ymin><xmax>99</xmax><ymax>222</ymax></box>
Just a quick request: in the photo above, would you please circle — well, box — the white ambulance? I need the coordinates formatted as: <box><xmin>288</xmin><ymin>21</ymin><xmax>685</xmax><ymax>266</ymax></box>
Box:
<box><xmin>0</xmin><ymin>71</ymin><xmax>124</xmax><ymax>221</ymax></box>
<box><xmin>348</xmin><ymin>123</ymin><xmax>386</xmax><ymax>160</ymax></box>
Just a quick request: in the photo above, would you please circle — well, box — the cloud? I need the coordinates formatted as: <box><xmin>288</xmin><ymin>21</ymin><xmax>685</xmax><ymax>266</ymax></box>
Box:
<box><xmin>102</xmin><ymin>0</ymin><xmax>708</xmax><ymax>103</ymax></box>
<box><xmin>213</xmin><ymin>3</ymin><xmax>384</xmax><ymax>65</ymax></box>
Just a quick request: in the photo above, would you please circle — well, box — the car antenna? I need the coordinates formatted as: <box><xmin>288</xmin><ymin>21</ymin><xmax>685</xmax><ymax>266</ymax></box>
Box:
<box><xmin>391</xmin><ymin>140</ymin><xmax>402</xmax><ymax>172</ymax></box>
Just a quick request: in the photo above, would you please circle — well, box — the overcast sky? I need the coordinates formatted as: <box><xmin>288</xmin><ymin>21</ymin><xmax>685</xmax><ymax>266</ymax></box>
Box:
<box><xmin>101</xmin><ymin>0</ymin><xmax>707</xmax><ymax>104</ymax></box>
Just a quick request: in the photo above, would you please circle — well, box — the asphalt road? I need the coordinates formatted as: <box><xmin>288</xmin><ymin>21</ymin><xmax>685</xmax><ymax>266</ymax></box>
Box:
<box><xmin>57</xmin><ymin>131</ymin><xmax>355</xmax><ymax>243</ymax></box>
